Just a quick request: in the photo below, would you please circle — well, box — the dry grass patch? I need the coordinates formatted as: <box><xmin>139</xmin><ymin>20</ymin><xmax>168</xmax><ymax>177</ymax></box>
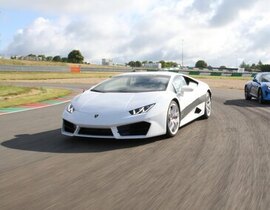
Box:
<box><xmin>0</xmin><ymin>85</ymin><xmax>71</xmax><ymax>108</ymax></box>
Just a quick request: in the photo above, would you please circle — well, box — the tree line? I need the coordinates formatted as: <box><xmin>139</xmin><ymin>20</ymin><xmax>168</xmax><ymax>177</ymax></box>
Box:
<box><xmin>195</xmin><ymin>59</ymin><xmax>270</xmax><ymax>72</ymax></box>
<box><xmin>11</xmin><ymin>50</ymin><xmax>84</xmax><ymax>64</ymax></box>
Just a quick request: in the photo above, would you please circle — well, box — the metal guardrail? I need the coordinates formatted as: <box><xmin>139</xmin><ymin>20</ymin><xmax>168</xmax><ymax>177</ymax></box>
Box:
<box><xmin>0</xmin><ymin>64</ymin><xmax>256</xmax><ymax>77</ymax></box>
<box><xmin>0</xmin><ymin>65</ymin><xmax>69</xmax><ymax>72</ymax></box>
<box><xmin>179</xmin><ymin>70</ymin><xmax>255</xmax><ymax>77</ymax></box>
<box><xmin>80</xmin><ymin>66</ymin><xmax>133</xmax><ymax>72</ymax></box>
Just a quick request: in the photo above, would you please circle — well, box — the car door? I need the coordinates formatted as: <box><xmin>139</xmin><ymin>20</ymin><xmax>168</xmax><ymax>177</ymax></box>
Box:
<box><xmin>172</xmin><ymin>75</ymin><xmax>197</xmax><ymax>113</ymax></box>
<box><xmin>250</xmin><ymin>74</ymin><xmax>261</xmax><ymax>97</ymax></box>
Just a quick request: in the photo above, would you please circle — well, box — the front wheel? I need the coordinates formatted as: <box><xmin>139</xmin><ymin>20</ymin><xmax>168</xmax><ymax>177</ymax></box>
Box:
<box><xmin>166</xmin><ymin>100</ymin><xmax>180</xmax><ymax>137</ymax></box>
<box><xmin>258</xmin><ymin>89</ymin><xmax>264</xmax><ymax>104</ymax></box>
<box><xmin>202</xmin><ymin>92</ymin><xmax>212</xmax><ymax>119</ymax></box>
<box><xmin>245</xmin><ymin>86</ymin><xmax>252</xmax><ymax>100</ymax></box>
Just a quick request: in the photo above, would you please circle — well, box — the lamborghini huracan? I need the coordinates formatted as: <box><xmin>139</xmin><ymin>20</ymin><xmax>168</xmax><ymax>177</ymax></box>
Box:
<box><xmin>62</xmin><ymin>72</ymin><xmax>212</xmax><ymax>139</ymax></box>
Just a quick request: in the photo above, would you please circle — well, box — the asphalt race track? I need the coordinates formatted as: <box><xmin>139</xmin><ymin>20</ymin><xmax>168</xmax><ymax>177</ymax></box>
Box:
<box><xmin>0</xmin><ymin>88</ymin><xmax>270</xmax><ymax>210</ymax></box>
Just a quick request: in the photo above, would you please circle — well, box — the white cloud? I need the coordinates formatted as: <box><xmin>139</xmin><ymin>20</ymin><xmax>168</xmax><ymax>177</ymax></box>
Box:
<box><xmin>2</xmin><ymin>0</ymin><xmax>270</xmax><ymax>66</ymax></box>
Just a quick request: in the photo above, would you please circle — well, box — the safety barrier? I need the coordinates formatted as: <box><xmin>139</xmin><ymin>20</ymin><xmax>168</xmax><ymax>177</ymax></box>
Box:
<box><xmin>0</xmin><ymin>64</ymin><xmax>257</xmax><ymax>77</ymax></box>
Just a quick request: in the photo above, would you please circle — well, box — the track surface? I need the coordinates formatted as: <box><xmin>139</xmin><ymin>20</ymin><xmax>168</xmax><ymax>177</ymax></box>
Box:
<box><xmin>0</xmin><ymin>88</ymin><xmax>270</xmax><ymax>210</ymax></box>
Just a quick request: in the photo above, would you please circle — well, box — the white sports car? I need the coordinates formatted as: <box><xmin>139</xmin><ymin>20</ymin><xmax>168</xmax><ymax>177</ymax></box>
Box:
<box><xmin>62</xmin><ymin>72</ymin><xmax>212</xmax><ymax>139</ymax></box>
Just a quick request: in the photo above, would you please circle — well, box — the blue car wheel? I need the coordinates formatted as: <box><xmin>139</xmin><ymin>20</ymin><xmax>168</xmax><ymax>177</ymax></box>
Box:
<box><xmin>245</xmin><ymin>86</ymin><xmax>251</xmax><ymax>100</ymax></box>
<box><xmin>258</xmin><ymin>89</ymin><xmax>264</xmax><ymax>104</ymax></box>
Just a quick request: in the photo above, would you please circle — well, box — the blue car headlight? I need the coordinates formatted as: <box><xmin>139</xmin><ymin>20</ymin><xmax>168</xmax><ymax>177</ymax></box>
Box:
<box><xmin>66</xmin><ymin>103</ymin><xmax>75</xmax><ymax>113</ymax></box>
<box><xmin>129</xmin><ymin>103</ymin><xmax>155</xmax><ymax>115</ymax></box>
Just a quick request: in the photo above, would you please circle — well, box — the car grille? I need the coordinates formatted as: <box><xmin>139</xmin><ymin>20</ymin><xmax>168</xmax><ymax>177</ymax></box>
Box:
<box><xmin>117</xmin><ymin>122</ymin><xmax>151</xmax><ymax>136</ymax></box>
<box><xmin>63</xmin><ymin>120</ymin><xmax>76</xmax><ymax>133</ymax></box>
<box><xmin>78</xmin><ymin>127</ymin><xmax>113</xmax><ymax>136</ymax></box>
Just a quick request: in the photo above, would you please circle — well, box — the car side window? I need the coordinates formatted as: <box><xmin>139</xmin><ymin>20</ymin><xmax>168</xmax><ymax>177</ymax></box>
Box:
<box><xmin>172</xmin><ymin>76</ymin><xmax>187</xmax><ymax>93</ymax></box>
<box><xmin>261</xmin><ymin>76</ymin><xmax>267</xmax><ymax>82</ymax></box>
<box><xmin>255</xmin><ymin>74</ymin><xmax>262</xmax><ymax>83</ymax></box>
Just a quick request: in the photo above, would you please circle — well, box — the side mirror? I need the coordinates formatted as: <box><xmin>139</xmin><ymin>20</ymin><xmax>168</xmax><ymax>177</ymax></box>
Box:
<box><xmin>181</xmin><ymin>86</ymin><xmax>194</xmax><ymax>92</ymax></box>
<box><xmin>253</xmin><ymin>78</ymin><xmax>257</xmax><ymax>82</ymax></box>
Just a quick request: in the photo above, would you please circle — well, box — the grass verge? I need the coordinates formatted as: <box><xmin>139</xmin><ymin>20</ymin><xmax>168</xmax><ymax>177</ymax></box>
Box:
<box><xmin>0</xmin><ymin>85</ymin><xmax>71</xmax><ymax>108</ymax></box>
<box><xmin>0</xmin><ymin>72</ymin><xmax>118</xmax><ymax>80</ymax></box>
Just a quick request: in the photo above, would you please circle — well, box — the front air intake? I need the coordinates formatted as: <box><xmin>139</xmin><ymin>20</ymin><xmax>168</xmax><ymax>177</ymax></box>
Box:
<box><xmin>78</xmin><ymin>127</ymin><xmax>113</xmax><ymax>136</ymax></box>
<box><xmin>117</xmin><ymin>122</ymin><xmax>151</xmax><ymax>136</ymax></box>
<box><xmin>63</xmin><ymin>120</ymin><xmax>76</xmax><ymax>133</ymax></box>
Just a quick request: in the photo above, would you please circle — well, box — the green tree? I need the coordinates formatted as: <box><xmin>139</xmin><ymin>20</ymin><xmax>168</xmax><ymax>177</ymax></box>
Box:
<box><xmin>61</xmin><ymin>57</ymin><xmax>68</xmax><ymax>62</ymax></box>
<box><xmin>207</xmin><ymin>65</ymin><xmax>213</xmax><ymax>70</ymax></box>
<box><xmin>240</xmin><ymin>61</ymin><xmax>251</xmax><ymax>71</ymax></box>
<box><xmin>257</xmin><ymin>60</ymin><xmax>263</xmax><ymax>70</ymax></box>
<box><xmin>52</xmin><ymin>55</ymin><xmax>61</xmax><ymax>62</ymax></box>
<box><xmin>239</xmin><ymin>61</ymin><xmax>246</xmax><ymax>68</ymax></box>
<box><xmin>142</xmin><ymin>61</ymin><xmax>148</xmax><ymax>64</ymax></box>
<box><xmin>159</xmin><ymin>60</ymin><xmax>166</xmax><ymax>68</ymax></box>
<box><xmin>220</xmin><ymin>65</ymin><xmax>226</xmax><ymax>69</ymax></box>
<box><xmin>260</xmin><ymin>64</ymin><xmax>270</xmax><ymax>72</ymax></box>
<box><xmin>135</xmin><ymin>61</ymin><xmax>142</xmax><ymax>67</ymax></box>
<box><xmin>68</xmin><ymin>50</ymin><xmax>84</xmax><ymax>63</ymax></box>
<box><xmin>195</xmin><ymin>60</ymin><xmax>207</xmax><ymax>69</ymax></box>
<box><xmin>128</xmin><ymin>61</ymin><xmax>136</xmax><ymax>67</ymax></box>
<box><xmin>38</xmin><ymin>55</ymin><xmax>46</xmax><ymax>61</ymax></box>
<box><xmin>46</xmin><ymin>56</ymin><xmax>53</xmax><ymax>61</ymax></box>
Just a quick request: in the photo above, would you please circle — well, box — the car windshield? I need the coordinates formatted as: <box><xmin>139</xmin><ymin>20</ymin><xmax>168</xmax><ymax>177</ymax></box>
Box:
<box><xmin>261</xmin><ymin>74</ymin><xmax>270</xmax><ymax>82</ymax></box>
<box><xmin>91</xmin><ymin>74</ymin><xmax>170</xmax><ymax>93</ymax></box>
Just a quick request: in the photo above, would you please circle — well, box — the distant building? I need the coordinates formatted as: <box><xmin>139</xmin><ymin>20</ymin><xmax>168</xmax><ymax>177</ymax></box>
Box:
<box><xmin>238</xmin><ymin>68</ymin><xmax>245</xmax><ymax>73</ymax></box>
<box><xmin>102</xmin><ymin>58</ymin><xmax>113</xmax><ymax>66</ymax></box>
<box><xmin>143</xmin><ymin>63</ymin><xmax>162</xmax><ymax>69</ymax></box>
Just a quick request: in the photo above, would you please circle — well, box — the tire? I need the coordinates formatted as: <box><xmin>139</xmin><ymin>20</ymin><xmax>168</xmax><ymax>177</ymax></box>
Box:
<box><xmin>258</xmin><ymin>89</ymin><xmax>264</xmax><ymax>104</ymax></box>
<box><xmin>245</xmin><ymin>86</ymin><xmax>252</xmax><ymax>100</ymax></box>
<box><xmin>166</xmin><ymin>100</ymin><xmax>180</xmax><ymax>137</ymax></box>
<box><xmin>202</xmin><ymin>92</ymin><xmax>212</xmax><ymax>119</ymax></box>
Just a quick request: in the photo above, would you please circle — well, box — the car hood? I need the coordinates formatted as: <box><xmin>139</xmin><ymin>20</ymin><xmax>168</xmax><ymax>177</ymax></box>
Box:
<box><xmin>72</xmin><ymin>90</ymin><xmax>164</xmax><ymax>113</ymax></box>
<box><xmin>262</xmin><ymin>82</ymin><xmax>270</xmax><ymax>86</ymax></box>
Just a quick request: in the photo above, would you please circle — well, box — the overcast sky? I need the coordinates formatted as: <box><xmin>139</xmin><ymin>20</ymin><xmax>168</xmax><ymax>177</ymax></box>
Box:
<box><xmin>0</xmin><ymin>0</ymin><xmax>269</xmax><ymax>67</ymax></box>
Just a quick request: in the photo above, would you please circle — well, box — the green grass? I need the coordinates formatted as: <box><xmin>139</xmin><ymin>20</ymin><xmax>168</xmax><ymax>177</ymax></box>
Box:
<box><xmin>0</xmin><ymin>86</ymin><xmax>32</xmax><ymax>97</ymax></box>
<box><xmin>0</xmin><ymin>58</ymin><xmax>67</xmax><ymax>66</ymax></box>
<box><xmin>0</xmin><ymin>72</ymin><xmax>118</xmax><ymax>80</ymax></box>
<box><xmin>0</xmin><ymin>85</ymin><xmax>71</xmax><ymax>108</ymax></box>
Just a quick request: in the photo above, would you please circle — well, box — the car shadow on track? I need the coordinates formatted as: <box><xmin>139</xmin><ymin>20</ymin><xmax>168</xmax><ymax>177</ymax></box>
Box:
<box><xmin>224</xmin><ymin>99</ymin><xmax>270</xmax><ymax>107</ymax></box>
<box><xmin>1</xmin><ymin>129</ymin><xmax>165</xmax><ymax>153</ymax></box>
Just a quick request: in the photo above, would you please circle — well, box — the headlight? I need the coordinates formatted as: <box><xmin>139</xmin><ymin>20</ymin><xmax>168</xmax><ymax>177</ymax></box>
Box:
<box><xmin>66</xmin><ymin>103</ymin><xmax>75</xmax><ymax>113</ymax></box>
<box><xmin>268</xmin><ymin>86</ymin><xmax>270</xmax><ymax>90</ymax></box>
<box><xmin>129</xmin><ymin>103</ymin><xmax>155</xmax><ymax>115</ymax></box>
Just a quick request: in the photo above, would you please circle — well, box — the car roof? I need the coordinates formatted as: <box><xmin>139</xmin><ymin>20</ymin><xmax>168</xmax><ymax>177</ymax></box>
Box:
<box><xmin>256</xmin><ymin>72</ymin><xmax>270</xmax><ymax>76</ymax></box>
<box><xmin>116</xmin><ymin>71</ymin><xmax>185</xmax><ymax>77</ymax></box>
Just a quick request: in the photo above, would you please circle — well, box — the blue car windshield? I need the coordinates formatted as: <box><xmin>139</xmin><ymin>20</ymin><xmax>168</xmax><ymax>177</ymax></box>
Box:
<box><xmin>262</xmin><ymin>74</ymin><xmax>270</xmax><ymax>82</ymax></box>
<box><xmin>91</xmin><ymin>75</ymin><xmax>170</xmax><ymax>93</ymax></box>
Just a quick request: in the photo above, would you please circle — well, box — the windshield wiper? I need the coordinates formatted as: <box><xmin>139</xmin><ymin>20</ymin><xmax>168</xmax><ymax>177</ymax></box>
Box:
<box><xmin>91</xmin><ymin>89</ymin><xmax>104</xmax><ymax>93</ymax></box>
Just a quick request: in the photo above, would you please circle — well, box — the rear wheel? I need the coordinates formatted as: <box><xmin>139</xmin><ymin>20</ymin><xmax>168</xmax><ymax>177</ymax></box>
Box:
<box><xmin>166</xmin><ymin>100</ymin><xmax>180</xmax><ymax>137</ymax></box>
<box><xmin>245</xmin><ymin>86</ymin><xmax>251</xmax><ymax>100</ymax></box>
<box><xmin>202</xmin><ymin>92</ymin><xmax>212</xmax><ymax>119</ymax></box>
<box><xmin>258</xmin><ymin>89</ymin><xmax>264</xmax><ymax>104</ymax></box>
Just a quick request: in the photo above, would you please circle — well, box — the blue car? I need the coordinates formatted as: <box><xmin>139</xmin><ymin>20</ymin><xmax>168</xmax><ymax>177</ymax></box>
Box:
<box><xmin>245</xmin><ymin>72</ymin><xmax>270</xmax><ymax>103</ymax></box>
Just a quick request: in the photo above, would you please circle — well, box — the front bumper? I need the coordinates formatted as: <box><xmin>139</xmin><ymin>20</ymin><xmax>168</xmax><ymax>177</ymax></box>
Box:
<box><xmin>61</xmin><ymin>109</ymin><xmax>167</xmax><ymax>139</ymax></box>
<box><xmin>262</xmin><ymin>86</ymin><xmax>270</xmax><ymax>101</ymax></box>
